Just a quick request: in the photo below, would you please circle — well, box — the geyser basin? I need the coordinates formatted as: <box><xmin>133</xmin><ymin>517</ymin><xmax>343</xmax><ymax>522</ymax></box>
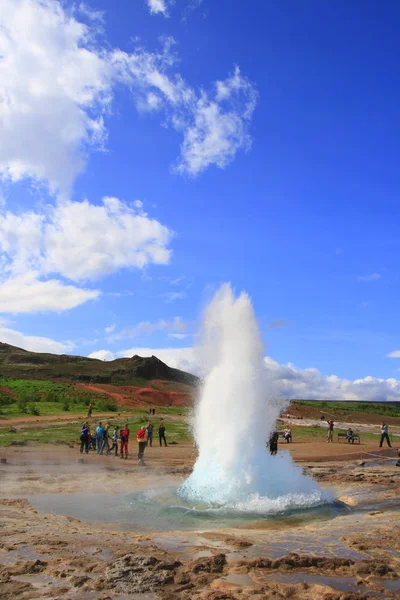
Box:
<box><xmin>28</xmin><ymin>485</ymin><xmax>346</xmax><ymax>533</ymax></box>
<box><xmin>178</xmin><ymin>284</ymin><xmax>330</xmax><ymax>510</ymax></box>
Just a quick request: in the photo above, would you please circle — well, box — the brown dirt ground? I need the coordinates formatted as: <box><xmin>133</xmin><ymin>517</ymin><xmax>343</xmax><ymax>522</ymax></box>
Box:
<box><xmin>76</xmin><ymin>382</ymin><xmax>192</xmax><ymax>408</ymax></box>
<box><xmin>1</xmin><ymin>442</ymin><xmax>399</xmax><ymax>600</ymax></box>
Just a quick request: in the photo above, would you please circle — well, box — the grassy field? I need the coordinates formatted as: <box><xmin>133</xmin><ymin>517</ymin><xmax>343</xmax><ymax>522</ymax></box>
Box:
<box><xmin>294</xmin><ymin>400</ymin><xmax>400</xmax><ymax>418</ymax></box>
<box><xmin>0</xmin><ymin>377</ymin><xmax>120</xmax><ymax>417</ymax></box>
<box><xmin>0</xmin><ymin>413</ymin><xmax>191</xmax><ymax>447</ymax></box>
<box><xmin>0</xmin><ymin>409</ymin><xmax>386</xmax><ymax>448</ymax></box>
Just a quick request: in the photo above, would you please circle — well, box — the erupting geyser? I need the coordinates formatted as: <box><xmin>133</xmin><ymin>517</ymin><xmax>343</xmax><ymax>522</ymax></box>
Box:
<box><xmin>179</xmin><ymin>284</ymin><xmax>329</xmax><ymax>513</ymax></box>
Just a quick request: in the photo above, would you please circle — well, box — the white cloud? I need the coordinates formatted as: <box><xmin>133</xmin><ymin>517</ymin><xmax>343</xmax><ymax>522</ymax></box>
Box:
<box><xmin>387</xmin><ymin>350</ymin><xmax>400</xmax><ymax>358</ymax></box>
<box><xmin>161</xmin><ymin>291</ymin><xmax>187</xmax><ymax>302</ymax></box>
<box><xmin>109</xmin><ymin>316</ymin><xmax>188</xmax><ymax>341</ymax></box>
<box><xmin>91</xmin><ymin>345</ymin><xmax>400</xmax><ymax>401</ymax></box>
<box><xmin>0</xmin><ymin>325</ymin><xmax>73</xmax><ymax>353</ymax></box>
<box><xmin>43</xmin><ymin>197</ymin><xmax>172</xmax><ymax>281</ymax></box>
<box><xmin>88</xmin><ymin>349</ymin><xmax>115</xmax><ymax>361</ymax></box>
<box><xmin>0</xmin><ymin>273</ymin><xmax>98</xmax><ymax>314</ymax></box>
<box><xmin>357</xmin><ymin>273</ymin><xmax>381</xmax><ymax>281</ymax></box>
<box><xmin>174</xmin><ymin>67</ymin><xmax>258</xmax><ymax>176</ymax></box>
<box><xmin>117</xmin><ymin>346</ymin><xmax>197</xmax><ymax>373</ymax></box>
<box><xmin>0</xmin><ymin>196</ymin><xmax>172</xmax><ymax>310</ymax></box>
<box><xmin>0</xmin><ymin>1</ymin><xmax>257</xmax><ymax>195</ymax></box>
<box><xmin>147</xmin><ymin>0</ymin><xmax>169</xmax><ymax>17</ymax></box>
<box><xmin>105</xmin><ymin>324</ymin><xmax>116</xmax><ymax>334</ymax></box>
<box><xmin>0</xmin><ymin>0</ymin><xmax>112</xmax><ymax>195</ymax></box>
<box><xmin>115</xmin><ymin>49</ymin><xmax>257</xmax><ymax>176</ymax></box>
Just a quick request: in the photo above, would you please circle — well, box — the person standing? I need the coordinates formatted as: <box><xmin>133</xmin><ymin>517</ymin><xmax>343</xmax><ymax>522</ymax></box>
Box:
<box><xmin>120</xmin><ymin>423</ymin><xmax>130</xmax><ymax>459</ymax></box>
<box><xmin>379</xmin><ymin>422</ymin><xmax>392</xmax><ymax>448</ymax></box>
<box><xmin>95</xmin><ymin>422</ymin><xmax>104</xmax><ymax>454</ymax></box>
<box><xmin>269</xmin><ymin>431</ymin><xmax>279</xmax><ymax>455</ymax></box>
<box><xmin>103</xmin><ymin>424</ymin><xmax>111</xmax><ymax>455</ymax></box>
<box><xmin>87</xmin><ymin>403</ymin><xmax>92</xmax><ymax>418</ymax></box>
<box><xmin>80</xmin><ymin>422</ymin><xmax>90</xmax><ymax>454</ymax></box>
<box><xmin>137</xmin><ymin>426</ymin><xmax>147</xmax><ymax>465</ymax></box>
<box><xmin>159</xmin><ymin>420</ymin><xmax>167</xmax><ymax>447</ymax></box>
<box><xmin>110</xmin><ymin>425</ymin><xmax>120</xmax><ymax>456</ymax></box>
<box><xmin>146</xmin><ymin>421</ymin><xmax>154</xmax><ymax>447</ymax></box>
<box><xmin>327</xmin><ymin>420</ymin><xmax>334</xmax><ymax>443</ymax></box>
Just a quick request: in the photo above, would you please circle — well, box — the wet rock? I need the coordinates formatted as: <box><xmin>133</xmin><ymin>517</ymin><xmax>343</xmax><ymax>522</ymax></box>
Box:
<box><xmin>69</xmin><ymin>574</ymin><xmax>91</xmax><ymax>587</ymax></box>
<box><xmin>154</xmin><ymin>559</ymin><xmax>182</xmax><ymax>571</ymax></box>
<box><xmin>354</xmin><ymin>560</ymin><xmax>395</xmax><ymax>577</ymax></box>
<box><xmin>175</xmin><ymin>572</ymin><xmax>191</xmax><ymax>585</ymax></box>
<box><xmin>7</xmin><ymin>559</ymin><xmax>47</xmax><ymax>575</ymax></box>
<box><xmin>190</xmin><ymin>554</ymin><xmax>227</xmax><ymax>574</ymax></box>
<box><xmin>106</xmin><ymin>554</ymin><xmax>176</xmax><ymax>593</ymax></box>
<box><xmin>246</xmin><ymin>553</ymin><xmax>358</xmax><ymax>574</ymax></box>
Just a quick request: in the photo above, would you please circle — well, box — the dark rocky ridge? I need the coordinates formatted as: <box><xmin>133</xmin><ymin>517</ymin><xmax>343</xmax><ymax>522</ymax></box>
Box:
<box><xmin>0</xmin><ymin>342</ymin><xmax>198</xmax><ymax>387</ymax></box>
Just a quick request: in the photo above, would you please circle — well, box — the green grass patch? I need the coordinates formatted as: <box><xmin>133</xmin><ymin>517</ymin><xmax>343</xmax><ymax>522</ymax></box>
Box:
<box><xmin>0</xmin><ymin>414</ymin><xmax>191</xmax><ymax>447</ymax></box>
<box><xmin>293</xmin><ymin>400</ymin><xmax>400</xmax><ymax>419</ymax></box>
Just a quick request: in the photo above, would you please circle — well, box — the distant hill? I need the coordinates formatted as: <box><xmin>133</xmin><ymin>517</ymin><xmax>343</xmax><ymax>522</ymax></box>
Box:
<box><xmin>0</xmin><ymin>343</ymin><xmax>199</xmax><ymax>387</ymax></box>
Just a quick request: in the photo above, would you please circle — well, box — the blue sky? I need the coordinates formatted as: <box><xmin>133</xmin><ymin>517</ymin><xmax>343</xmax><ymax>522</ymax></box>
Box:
<box><xmin>0</xmin><ymin>0</ymin><xmax>400</xmax><ymax>400</ymax></box>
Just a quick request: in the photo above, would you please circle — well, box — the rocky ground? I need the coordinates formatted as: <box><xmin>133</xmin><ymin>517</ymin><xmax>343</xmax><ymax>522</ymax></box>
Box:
<box><xmin>0</xmin><ymin>443</ymin><xmax>399</xmax><ymax>600</ymax></box>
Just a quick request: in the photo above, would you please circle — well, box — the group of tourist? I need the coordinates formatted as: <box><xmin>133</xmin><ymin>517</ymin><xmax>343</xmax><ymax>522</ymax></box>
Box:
<box><xmin>79</xmin><ymin>419</ymin><xmax>168</xmax><ymax>465</ymax></box>
<box><xmin>327</xmin><ymin>419</ymin><xmax>392</xmax><ymax>447</ymax></box>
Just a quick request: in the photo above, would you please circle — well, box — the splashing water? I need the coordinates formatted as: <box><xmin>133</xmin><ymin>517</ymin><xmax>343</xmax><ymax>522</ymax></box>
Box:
<box><xmin>178</xmin><ymin>284</ymin><xmax>329</xmax><ymax>513</ymax></box>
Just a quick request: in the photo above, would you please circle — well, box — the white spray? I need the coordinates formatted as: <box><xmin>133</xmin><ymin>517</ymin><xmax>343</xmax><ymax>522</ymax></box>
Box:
<box><xmin>179</xmin><ymin>284</ymin><xmax>328</xmax><ymax>513</ymax></box>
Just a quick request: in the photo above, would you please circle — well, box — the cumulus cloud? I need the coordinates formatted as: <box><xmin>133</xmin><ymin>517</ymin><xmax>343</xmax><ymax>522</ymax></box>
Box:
<box><xmin>0</xmin><ymin>325</ymin><xmax>73</xmax><ymax>353</ymax></box>
<box><xmin>0</xmin><ymin>196</ymin><xmax>171</xmax><ymax>312</ymax></box>
<box><xmin>175</xmin><ymin>67</ymin><xmax>258</xmax><ymax>176</ymax></box>
<box><xmin>88</xmin><ymin>349</ymin><xmax>115</xmax><ymax>361</ymax></box>
<box><xmin>0</xmin><ymin>273</ymin><xmax>98</xmax><ymax>313</ymax></box>
<box><xmin>104</xmin><ymin>324</ymin><xmax>116</xmax><ymax>334</ymax></box>
<box><xmin>356</xmin><ymin>273</ymin><xmax>381</xmax><ymax>281</ymax></box>
<box><xmin>89</xmin><ymin>346</ymin><xmax>400</xmax><ymax>401</ymax></box>
<box><xmin>387</xmin><ymin>350</ymin><xmax>400</xmax><ymax>358</ymax></box>
<box><xmin>0</xmin><ymin>1</ymin><xmax>257</xmax><ymax>193</ymax></box>
<box><xmin>147</xmin><ymin>0</ymin><xmax>169</xmax><ymax>17</ymax></box>
<box><xmin>0</xmin><ymin>0</ymin><xmax>112</xmax><ymax>195</ymax></box>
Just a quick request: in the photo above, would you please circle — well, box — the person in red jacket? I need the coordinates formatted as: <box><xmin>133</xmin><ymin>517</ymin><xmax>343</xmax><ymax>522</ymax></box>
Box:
<box><xmin>137</xmin><ymin>426</ymin><xmax>147</xmax><ymax>465</ymax></box>
<box><xmin>120</xmin><ymin>423</ymin><xmax>130</xmax><ymax>459</ymax></box>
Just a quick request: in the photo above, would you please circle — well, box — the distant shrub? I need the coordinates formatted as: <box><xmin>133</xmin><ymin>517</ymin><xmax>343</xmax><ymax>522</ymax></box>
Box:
<box><xmin>96</xmin><ymin>398</ymin><xmax>118</xmax><ymax>412</ymax></box>
<box><xmin>45</xmin><ymin>389</ymin><xmax>62</xmax><ymax>403</ymax></box>
<box><xmin>17</xmin><ymin>398</ymin><xmax>28</xmax><ymax>413</ymax></box>
<box><xmin>0</xmin><ymin>395</ymin><xmax>15</xmax><ymax>407</ymax></box>
<box><xmin>62</xmin><ymin>401</ymin><xmax>70</xmax><ymax>412</ymax></box>
<box><xmin>29</xmin><ymin>403</ymin><xmax>40</xmax><ymax>416</ymax></box>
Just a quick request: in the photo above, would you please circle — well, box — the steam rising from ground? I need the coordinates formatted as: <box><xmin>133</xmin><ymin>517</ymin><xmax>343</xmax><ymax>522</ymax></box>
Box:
<box><xmin>179</xmin><ymin>284</ymin><xmax>328</xmax><ymax>512</ymax></box>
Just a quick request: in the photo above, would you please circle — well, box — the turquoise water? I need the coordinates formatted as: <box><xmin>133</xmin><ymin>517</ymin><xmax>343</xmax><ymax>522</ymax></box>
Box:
<box><xmin>29</xmin><ymin>486</ymin><xmax>348</xmax><ymax>532</ymax></box>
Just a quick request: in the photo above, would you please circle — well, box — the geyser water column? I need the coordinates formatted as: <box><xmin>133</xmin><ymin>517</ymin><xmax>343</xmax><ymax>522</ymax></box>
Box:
<box><xmin>179</xmin><ymin>284</ymin><xmax>328</xmax><ymax>512</ymax></box>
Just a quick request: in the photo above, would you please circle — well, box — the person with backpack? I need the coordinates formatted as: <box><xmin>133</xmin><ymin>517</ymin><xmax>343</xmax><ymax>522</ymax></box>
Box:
<box><xmin>146</xmin><ymin>421</ymin><xmax>154</xmax><ymax>447</ymax></box>
<box><xmin>109</xmin><ymin>425</ymin><xmax>120</xmax><ymax>456</ymax></box>
<box><xmin>379</xmin><ymin>423</ymin><xmax>392</xmax><ymax>448</ymax></box>
<box><xmin>95</xmin><ymin>422</ymin><xmax>105</xmax><ymax>454</ymax></box>
<box><xmin>120</xmin><ymin>423</ymin><xmax>130</xmax><ymax>459</ymax></box>
<box><xmin>327</xmin><ymin>420</ymin><xmax>334</xmax><ymax>443</ymax></box>
<box><xmin>137</xmin><ymin>426</ymin><xmax>147</xmax><ymax>465</ymax></box>
<box><xmin>159</xmin><ymin>420</ymin><xmax>167</xmax><ymax>447</ymax></box>
<box><xmin>80</xmin><ymin>421</ymin><xmax>90</xmax><ymax>454</ymax></box>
